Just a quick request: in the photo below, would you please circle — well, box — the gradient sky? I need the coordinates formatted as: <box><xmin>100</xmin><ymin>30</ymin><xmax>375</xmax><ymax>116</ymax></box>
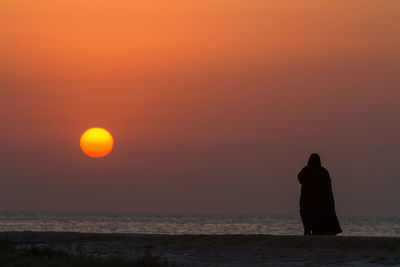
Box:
<box><xmin>1</xmin><ymin>1</ymin><xmax>400</xmax><ymax>216</ymax></box>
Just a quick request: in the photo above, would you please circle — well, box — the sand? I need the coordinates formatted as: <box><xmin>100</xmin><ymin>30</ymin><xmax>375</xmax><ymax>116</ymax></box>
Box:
<box><xmin>1</xmin><ymin>232</ymin><xmax>400</xmax><ymax>266</ymax></box>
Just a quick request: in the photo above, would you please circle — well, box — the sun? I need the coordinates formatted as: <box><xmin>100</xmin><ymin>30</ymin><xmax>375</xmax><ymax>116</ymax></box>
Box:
<box><xmin>80</xmin><ymin>128</ymin><xmax>114</xmax><ymax>158</ymax></box>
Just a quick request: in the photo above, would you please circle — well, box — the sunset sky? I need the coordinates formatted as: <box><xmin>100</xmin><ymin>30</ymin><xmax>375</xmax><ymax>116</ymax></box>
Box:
<box><xmin>1</xmin><ymin>1</ymin><xmax>400</xmax><ymax>216</ymax></box>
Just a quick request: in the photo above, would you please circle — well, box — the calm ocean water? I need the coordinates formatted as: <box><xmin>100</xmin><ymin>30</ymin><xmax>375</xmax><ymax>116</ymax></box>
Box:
<box><xmin>0</xmin><ymin>212</ymin><xmax>399</xmax><ymax>237</ymax></box>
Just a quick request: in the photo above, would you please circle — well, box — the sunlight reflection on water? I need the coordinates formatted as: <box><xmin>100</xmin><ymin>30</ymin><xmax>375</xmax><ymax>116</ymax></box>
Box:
<box><xmin>0</xmin><ymin>212</ymin><xmax>399</xmax><ymax>236</ymax></box>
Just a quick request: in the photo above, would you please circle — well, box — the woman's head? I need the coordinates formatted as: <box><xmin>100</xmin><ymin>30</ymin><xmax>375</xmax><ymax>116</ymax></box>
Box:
<box><xmin>308</xmin><ymin>153</ymin><xmax>321</xmax><ymax>168</ymax></box>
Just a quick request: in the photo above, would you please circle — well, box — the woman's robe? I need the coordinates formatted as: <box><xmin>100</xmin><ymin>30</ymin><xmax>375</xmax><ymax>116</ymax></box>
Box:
<box><xmin>298</xmin><ymin>166</ymin><xmax>342</xmax><ymax>235</ymax></box>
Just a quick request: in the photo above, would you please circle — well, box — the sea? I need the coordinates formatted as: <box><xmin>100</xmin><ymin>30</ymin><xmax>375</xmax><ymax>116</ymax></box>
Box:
<box><xmin>0</xmin><ymin>212</ymin><xmax>399</xmax><ymax>237</ymax></box>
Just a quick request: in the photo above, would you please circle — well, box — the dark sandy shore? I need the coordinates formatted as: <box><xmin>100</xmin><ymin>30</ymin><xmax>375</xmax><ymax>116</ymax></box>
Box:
<box><xmin>1</xmin><ymin>231</ymin><xmax>400</xmax><ymax>266</ymax></box>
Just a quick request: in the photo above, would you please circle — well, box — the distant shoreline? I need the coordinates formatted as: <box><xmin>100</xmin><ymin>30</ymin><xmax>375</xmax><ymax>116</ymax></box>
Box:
<box><xmin>1</xmin><ymin>231</ymin><xmax>400</xmax><ymax>266</ymax></box>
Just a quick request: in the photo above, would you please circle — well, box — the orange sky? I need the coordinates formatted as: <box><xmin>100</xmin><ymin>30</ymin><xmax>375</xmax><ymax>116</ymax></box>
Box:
<box><xmin>1</xmin><ymin>1</ymin><xmax>400</xmax><ymax>215</ymax></box>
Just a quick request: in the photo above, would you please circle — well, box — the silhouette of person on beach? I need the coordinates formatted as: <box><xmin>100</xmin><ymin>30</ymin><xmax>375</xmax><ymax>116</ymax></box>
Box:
<box><xmin>298</xmin><ymin>153</ymin><xmax>342</xmax><ymax>235</ymax></box>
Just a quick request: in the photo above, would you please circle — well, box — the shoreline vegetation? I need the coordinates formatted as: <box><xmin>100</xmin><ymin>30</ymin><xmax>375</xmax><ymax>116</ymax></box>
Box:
<box><xmin>1</xmin><ymin>232</ymin><xmax>400</xmax><ymax>266</ymax></box>
<box><xmin>0</xmin><ymin>238</ymin><xmax>176</xmax><ymax>267</ymax></box>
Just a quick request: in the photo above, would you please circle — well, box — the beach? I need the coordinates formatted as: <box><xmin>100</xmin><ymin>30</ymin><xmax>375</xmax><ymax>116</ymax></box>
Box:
<box><xmin>2</xmin><ymin>232</ymin><xmax>400</xmax><ymax>266</ymax></box>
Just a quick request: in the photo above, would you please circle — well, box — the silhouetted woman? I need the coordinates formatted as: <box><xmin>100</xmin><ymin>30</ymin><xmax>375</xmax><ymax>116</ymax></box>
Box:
<box><xmin>298</xmin><ymin>153</ymin><xmax>342</xmax><ymax>235</ymax></box>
